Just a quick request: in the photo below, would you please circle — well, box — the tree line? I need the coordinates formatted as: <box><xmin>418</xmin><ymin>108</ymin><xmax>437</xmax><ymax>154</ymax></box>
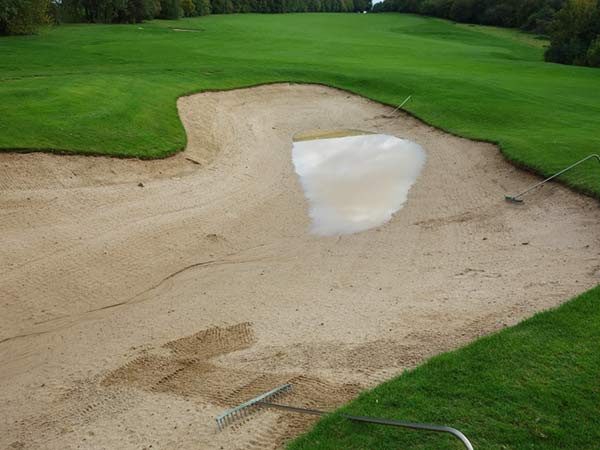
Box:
<box><xmin>372</xmin><ymin>0</ymin><xmax>600</xmax><ymax>67</ymax></box>
<box><xmin>1</xmin><ymin>0</ymin><xmax>598</xmax><ymax>69</ymax></box>
<box><xmin>1</xmin><ymin>0</ymin><xmax>371</xmax><ymax>35</ymax></box>
<box><xmin>372</xmin><ymin>0</ymin><xmax>565</xmax><ymax>33</ymax></box>
<box><xmin>545</xmin><ymin>0</ymin><xmax>600</xmax><ymax>66</ymax></box>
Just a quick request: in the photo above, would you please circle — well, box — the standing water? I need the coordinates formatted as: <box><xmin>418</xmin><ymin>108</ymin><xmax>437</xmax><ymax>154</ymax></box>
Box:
<box><xmin>292</xmin><ymin>131</ymin><xmax>426</xmax><ymax>236</ymax></box>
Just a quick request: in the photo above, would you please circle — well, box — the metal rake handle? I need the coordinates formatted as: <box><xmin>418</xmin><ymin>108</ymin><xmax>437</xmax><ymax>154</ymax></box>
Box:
<box><xmin>261</xmin><ymin>401</ymin><xmax>474</xmax><ymax>450</ymax></box>
<box><xmin>217</xmin><ymin>382</ymin><xmax>475</xmax><ymax>449</ymax></box>
<box><xmin>506</xmin><ymin>153</ymin><xmax>600</xmax><ymax>203</ymax></box>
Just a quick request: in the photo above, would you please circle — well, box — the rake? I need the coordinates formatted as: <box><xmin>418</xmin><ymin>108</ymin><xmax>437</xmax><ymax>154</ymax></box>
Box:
<box><xmin>391</xmin><ymin>95</ymin><xmax>412</xmax><ymax>115</ymax></box>
<box><xmin>215</xmin><ymin>383</ymin><xmax>475</xmax><ymax>450</ymax></box>
<box><xmin>505</xmin><ymin>153</ymin><xmax>600</xmax><ymax>203</ymax></box>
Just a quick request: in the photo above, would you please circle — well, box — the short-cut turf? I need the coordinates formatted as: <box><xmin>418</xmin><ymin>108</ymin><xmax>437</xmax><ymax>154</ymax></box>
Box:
<box><xmin>1</xmin><ymin>13</ymin><xmax>600</xmax><ymax>196</ymax></box>
<box><xmin>288</xmin><ymin>286</ymin><xmax>600</xmax><ymax>450</ymax></box>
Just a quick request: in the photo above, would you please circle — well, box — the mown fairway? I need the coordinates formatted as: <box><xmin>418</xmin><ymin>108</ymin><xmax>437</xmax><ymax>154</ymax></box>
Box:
<box><xmin>1</xmin><ymin>13</ymin><xmax>600</xmax><ymax>196</ymax></box>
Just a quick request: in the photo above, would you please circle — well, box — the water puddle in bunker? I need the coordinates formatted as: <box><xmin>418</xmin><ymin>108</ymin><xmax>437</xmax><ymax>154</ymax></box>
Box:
<box><xmin>292</xmin><ymin>130</ymin><xmax>426</xmax><ymax>236</ymax></box>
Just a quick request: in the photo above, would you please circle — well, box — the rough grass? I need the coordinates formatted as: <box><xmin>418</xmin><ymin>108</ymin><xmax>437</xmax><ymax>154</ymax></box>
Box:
<box><xmin>1</xmin><ymin>13</ymin><xmax>600</xmax><ymax>195</ymax></box>
<box><xmin>288</xmin><ymin>286</ymin><xmax>600</xmax><ymax>450</ymax></box>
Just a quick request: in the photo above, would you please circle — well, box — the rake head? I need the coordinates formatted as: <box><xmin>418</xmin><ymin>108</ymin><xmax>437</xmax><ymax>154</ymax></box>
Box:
<box><xmin>504</xmin><ymin>195</ymin><xmax>523</xmax><ymax>203</ymax></box>
<box><xmin>216</xmin><ymin>383</ymin><xmax>293</xmax><ymax>431</ymax></box>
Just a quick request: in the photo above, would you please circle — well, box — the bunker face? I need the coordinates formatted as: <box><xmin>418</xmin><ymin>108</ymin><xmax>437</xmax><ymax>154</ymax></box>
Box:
<box><xmin>292</xmin><ymin>132</ymin><xmax>426</xmax><ymax>236</ymax></box>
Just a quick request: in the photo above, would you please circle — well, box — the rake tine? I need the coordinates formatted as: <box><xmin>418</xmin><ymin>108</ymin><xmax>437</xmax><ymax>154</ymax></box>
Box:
<box><xmin>215</xmin><ymin>383</ymin><xmax>292</xmax><ymax>431</ymax></box>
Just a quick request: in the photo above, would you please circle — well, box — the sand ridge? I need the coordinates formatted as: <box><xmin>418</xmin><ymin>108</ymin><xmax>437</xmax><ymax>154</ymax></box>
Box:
<box><xmin>1</xmin><ymin>83</ymin><xmax>599</xmax><ymax>450</ymax></box>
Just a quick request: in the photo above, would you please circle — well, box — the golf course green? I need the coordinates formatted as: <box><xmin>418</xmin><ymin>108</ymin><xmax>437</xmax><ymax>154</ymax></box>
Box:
<box><xmin>1</xmin><ymin>13</ymin><xmax>599</xmax><ymax>196</ymax></box>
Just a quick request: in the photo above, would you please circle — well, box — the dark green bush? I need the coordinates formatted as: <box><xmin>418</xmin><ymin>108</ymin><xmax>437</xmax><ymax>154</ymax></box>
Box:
<box><xmin>181</xmin><ymin>0</ymin><xmax>195</xmax><ymax>15</ymax></box>
<box><xmin>126</xmin><ymin>0</ymin><xmax>160</xmax><ymax>21</ymax></box>
<box><xmin>587</xmin><ymin>35</ymin><xmax>600</xmax><ymax>64</ymax></box>
<box><xmin>523</xmin><ymin>5</ymin><xmax>560</xmax><ymax>34</ymax></box>
<box><xmin>192</xmin><ymin>0</ymin><xmax>209</xmax><ymax>14</ymax></box>
<box><xmin>158</xmin><ymin>0</ymin><xmax>181</xmax><ymax>18</ymax></box>
<box><xmin>545</xmin><ymin>0</ymin><xmax>600</xmax><ymax>66</ymax></box>
<box><xmin>0</xmin><ymin>0</ymin><xmax>50</xmax><ymax>34</ymax></box>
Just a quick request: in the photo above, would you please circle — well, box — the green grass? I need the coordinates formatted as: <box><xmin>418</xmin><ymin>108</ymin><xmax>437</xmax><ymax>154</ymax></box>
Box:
<box><xmin>1</xmin><ymin>13</ymin><xmax>600</xmax><ymax>196</ymax></box>
<box><xmin>288</xmin><ymin>286</ymin><xmax>600</xmax><ymax>450</ymax></box>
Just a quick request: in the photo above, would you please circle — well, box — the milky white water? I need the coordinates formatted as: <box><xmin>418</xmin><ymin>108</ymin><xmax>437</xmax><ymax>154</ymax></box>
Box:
<box><xmin>292</xmin><ymin>133</ymin><xmax>426</xmax><ymax>236</ymax></box>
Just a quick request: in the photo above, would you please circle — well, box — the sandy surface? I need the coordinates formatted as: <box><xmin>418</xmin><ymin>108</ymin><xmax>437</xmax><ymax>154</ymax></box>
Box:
<box><xmin>1</xmin><ymin>83</ymin><xmax>599</xmax><ymax>450</ymax></box>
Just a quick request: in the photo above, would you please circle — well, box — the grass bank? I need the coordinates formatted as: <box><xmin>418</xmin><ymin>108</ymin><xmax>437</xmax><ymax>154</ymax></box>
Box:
<box><xmin>1</xmin><ymin>14</ymin><xmax>599</xmax><ymax>195</ymax></box>
<box><xmin>288</xmin><ymin>286</ymin><xmax>600</xmax><ymax>450</ymax></box>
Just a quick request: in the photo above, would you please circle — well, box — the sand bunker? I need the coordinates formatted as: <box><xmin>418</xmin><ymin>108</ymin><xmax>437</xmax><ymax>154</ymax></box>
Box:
<box><xmin>292</xmin><ymin>132</ymin><xmax>426</xmax><ymax>235</ymax></box>
<box><xmin>1</xmin><ymin>83</ymin><xmax>599</xmax><ymax>450</ymax></box>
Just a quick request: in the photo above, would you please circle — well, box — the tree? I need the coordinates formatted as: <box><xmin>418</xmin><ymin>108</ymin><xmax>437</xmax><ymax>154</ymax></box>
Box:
<box><xmin>125</xmin><ymin>0</ymin><xmax>159</xmax><ymax>21</ymax></box>
<box><xmin>58</xmin><ymin>0</ymin><xmax>85</xmax><ymax>21</ymax></box>
<box><xmin>351</xmin><ymin>0</ymin><xmax>369</xmax><ymax>10</ymax></box>
<box><xmin>1</xmin><ymin>0</ymin><xmax>50</xmax><ymax>34</ymax></box>
<box><xmin>449</xmin><ymin>0</ymin><xmax>477</xmax><ymax>23</ymax></box>
<box><xmin>587</xmin><ymin>35</ymin><xmax>600</xmax><ymax>64</ymax></box>
<box><xmin>522</xmin><ymin>4</ymin><xmax>560</xmax><ymax>34</ymax></box>
<box><xmin>158</xmin><ymin>0</ymin><xmax>181</xmax><ymax>17</ymax></box>
<box><xmin>481</xmin><ymin>3</ymin><xmax>517</xmax><ymax>27</ymax></box>
<box><xmin>545</xmin><ymin>0</ymin><xmax>600</xmax><ymax>65</ymax></box>
<box><xmin>181</xmin><ymin>0</ymin><xmax>195</xmax><ymax>14</ymax></box>
<box><xmin>210</xmin><ymin>0</ymin><xmax>233</xmax><ymax>13</ymax></box>
<box><xmin>192</xmin><ymin>0</ymin><xmax>209</xmax><ymax>14</ymax></box>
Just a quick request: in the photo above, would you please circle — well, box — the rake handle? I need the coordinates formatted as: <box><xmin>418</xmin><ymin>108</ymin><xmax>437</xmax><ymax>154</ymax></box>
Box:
<box><xmin>506</xmin><ymin>153</ymin><xmax>600</xmax><ymax>202</ymax></box>
<box><xmin>259</xmin><ymin>401</ymin><xmax>474</xmax><ymax>450</ymax></box>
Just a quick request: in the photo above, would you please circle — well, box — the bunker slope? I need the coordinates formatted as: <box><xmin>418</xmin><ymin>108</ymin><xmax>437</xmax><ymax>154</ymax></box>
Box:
<box><xmin>1</xmin><ymin>84</ymin><xmax>599</xmax><ymax>450</ymax></box>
